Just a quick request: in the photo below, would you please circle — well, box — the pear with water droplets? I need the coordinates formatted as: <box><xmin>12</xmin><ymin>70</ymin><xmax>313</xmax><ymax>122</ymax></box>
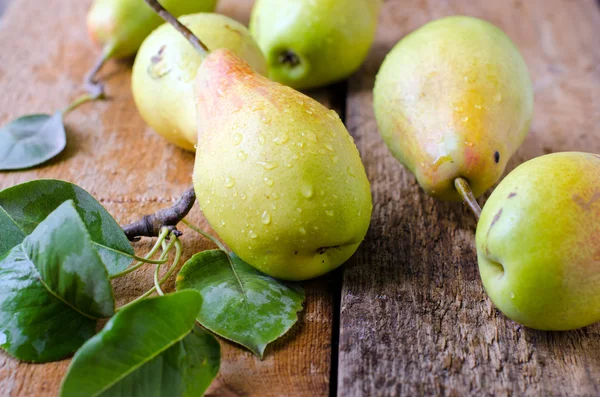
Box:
<box><xmin>132</xmin><ymin>13</ymin><xmax>267</xmax><ymax>151</ymax></box>
<box><xmin>374</xmin><ymin>16</ymin><xmax>533</xmax><ymax>200</ymax></box>
<box><xmin>193</xmin><ymin>50</ymin><xmax>372</xmax><ymax>280</ymax></box>
<box><xmin>87</xmin><ymin>0</ymin><xmax>217</xmax><ymax>60</ymax></box>
<box><xmin>249</xmin><ymin>0</ymin><xmax>381</xmax><ymax>90</ymax></box>
<box><xmin>477</xmin><ymin>152</ymin><xmax>600</xmax><ymax>330</ymax></box>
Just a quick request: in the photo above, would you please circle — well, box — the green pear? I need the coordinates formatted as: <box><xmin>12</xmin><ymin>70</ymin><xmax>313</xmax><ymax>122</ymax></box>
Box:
<box><xmin>193</xmin><ymin>49</ymin><xmax>373</xmax><ymax>281</ymax></box>
<box><xmin>87</xmin><ymin>0</ymin><xmax>218</xmax><ymax>60</ymax></box>
<box><xmin>249</xmin><ymin>0</ymin><xmax>381</xmax><ymax>90</ymax></box>
<box><xmin>477</xmin><ymin>152</ymin><xmax>600</xmax><ymax>330</ymax></box>
<box><xmin>374</xmin><ymin>16</ymin><xmax>533</xmax><ymax>201</ymax></box>
<box><xmin>132</xmin><ymin>13</ymin><xmax>268</xmax><ymax>151</ymax></box>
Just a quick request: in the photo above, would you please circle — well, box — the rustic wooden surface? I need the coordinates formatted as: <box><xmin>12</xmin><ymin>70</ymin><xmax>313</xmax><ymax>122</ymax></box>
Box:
<box><xmin>2</xmin><ymin>0</ymin><xmax>600</xmax><ymax>396</ymax></box>
<box><xmin>339</xmin><ymin>0</ymin><xmax>600</xmax><ymax>396</ymax></box>
<box><xmin>0</xmin><ymin>0</ymin><xmax>335</xmax><ymax>396</ymax></box>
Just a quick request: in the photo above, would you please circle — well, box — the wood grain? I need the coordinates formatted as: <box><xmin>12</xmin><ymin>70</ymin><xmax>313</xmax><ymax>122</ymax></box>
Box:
<box><xmin>0</xmin><ymin>0</ymin><xmax>335</xmax><ymax>396</ymax></box>
<box><xmin>338</xmin><ymin>0</ymin><xmax>600</xmax><ymax>396</ymax></box>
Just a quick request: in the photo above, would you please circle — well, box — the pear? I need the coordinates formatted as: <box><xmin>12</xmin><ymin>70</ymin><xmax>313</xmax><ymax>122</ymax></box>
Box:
<box><xmin>193</xmin><ymin>49</ymin><xmax>373</xmax><ymax>281</ymax></box>
<box><xmin>249</xmin><ymin>0</ymin><xmax>381</xmax><ymax>90</ymax></box>
<box><xmin>477</xmin><ymin>152</ymin><xmax>600</xmax><ymax>330</ymax></box>
<box><xmin>87</xmin><ymin>0</ymin><xmax>217</xmax><ymax>60</ymax></box>
<box><xmin>373</xmin><ymin>16</ymin><xmax>533</xmax><ymax>201</ymax></box>
<box><xmin>132</xmin><ymin>13</ymin><xmax>267</xmax><ymax>151</ymax></box>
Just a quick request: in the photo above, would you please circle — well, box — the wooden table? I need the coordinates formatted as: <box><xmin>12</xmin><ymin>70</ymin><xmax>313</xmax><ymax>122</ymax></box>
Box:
<box><xmin>1</xmin><ymin>0</ymin><xmax>599</xmax><ymax>396</ymax></box>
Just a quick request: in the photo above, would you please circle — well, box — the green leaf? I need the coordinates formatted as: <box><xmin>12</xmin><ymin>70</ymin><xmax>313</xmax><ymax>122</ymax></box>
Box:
<box><xmin>0</xmin><ymin>112</ymin><xmax>66</xmax><ymax>170</ymax></box>
<box><xmin>0</xmin><ymin>206</ymin><xmax>26</xmax><ymax>258</ymax></box>
<box><xmin>176</xmin><ymin>250</ymin><xmax>305</xmax><ymax>358</ymax></box>
<box><xmin>0</xmin><ymin>179</ymin><xmax>134</xmax><ymax>275</ymax></box>
<box><xmin>0</xmin><ymin>201</ymin><xmax>115</xmax><ymax>362</ymax></box>
<box><xmin>60</xmin><ymin>291</ymin><xmax>220</xmax><ymax>397</ymax></box>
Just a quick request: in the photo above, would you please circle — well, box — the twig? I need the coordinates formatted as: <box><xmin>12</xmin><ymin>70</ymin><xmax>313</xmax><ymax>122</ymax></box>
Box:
<box><xmin>454</xmin><ymin>177</ymin><xmax>482</xmax><ymax>220</ymax></box>
<box><xmin>143</xmin><ymin>0</ymin><xmax>210</xmax><ymax>57</ymax></box>
<box><xmin>122</xmin><ymin>187</ymin><xmax>196</xmax><ymax>241</ymax></box>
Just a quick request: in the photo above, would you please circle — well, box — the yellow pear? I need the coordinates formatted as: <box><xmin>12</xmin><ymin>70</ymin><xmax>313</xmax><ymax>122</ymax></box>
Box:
<box><xmin>193</xmin><ymin>50</ymin><xmax>372</xmax><ymax>280</ymax></box>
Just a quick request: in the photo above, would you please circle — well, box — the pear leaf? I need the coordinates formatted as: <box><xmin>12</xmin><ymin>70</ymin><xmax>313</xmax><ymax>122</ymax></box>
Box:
<box><xmin>176</xmin><ymin>250</ymin><xmax>305</xmax><ymax>358</ymax></box>
<box><xmin>0</xmin><ymin>112</ymin><xmax>66</xmax><ymax>170</ymax></box>
<box><xmin>0</xmin><ymin>179</ymin><xmax>134</xmax><ymax>275</ymax></box>
<box><xmin>60</xmin><ymin>291</ymin><xmax>220</xmax><ymax>397</ymax></box>
<box><xmin>0</xmin><ymin>201</ymin><xmax>115</xmax><ymax>362</ymax></box>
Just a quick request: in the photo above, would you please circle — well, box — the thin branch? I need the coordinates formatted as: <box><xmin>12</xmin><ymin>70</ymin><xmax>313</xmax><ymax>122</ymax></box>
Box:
<box><xmin>84</xmin><ymin>52</ymin><xmax>109</xmax><ymax>98</ymax></box>
<box><xmin>143</xmin><ymin>0</ymin><xmax>210</xmax><ymax>57</ymax></box>
<box><xmin>122</xmin><ymin>187</ymin><xmax>196</xmax><ymax>241</ymax></box>
<box><xmin>454</xmin><ymin>177</ymin><xmax>482</xmax><ymax>220</ymax></box>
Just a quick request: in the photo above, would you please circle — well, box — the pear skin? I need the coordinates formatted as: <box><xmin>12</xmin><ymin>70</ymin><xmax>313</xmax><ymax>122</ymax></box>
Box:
<box><xmin>477</xmin><ymin>152</ymin><xmax>600</xmax><ymax>330</ymax></box>
<box><xmin>193</xmin><ymin>49</ymin><xmax>372</xmax><ymax>281</ymax></box>
<box><xmin>87</xmin><ymin>0</ymin><xmax>218</xmax><ymax>59</ymax></box>
<box><xmin>132</xmin><ymin>13</ymin><xmax>267</xmax><ymax>151</ymax></box>
<box><xmin>250</xmin><ymin>0</ymin><xmax>381</xmax><ymax>90</ymax></box>
<box><xmin>374</xmin><ymin>16</ymin><xmax>533</xmax><ymax>200</ymax></box>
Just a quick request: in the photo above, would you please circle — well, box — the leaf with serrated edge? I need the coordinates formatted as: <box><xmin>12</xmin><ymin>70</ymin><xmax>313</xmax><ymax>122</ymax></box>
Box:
<box><xmin>0</xmin><ymin>201</ymin><xmax>115</xmax><ymax>362</ymax></box>
<box><xmin>176</xmin><ymin>249</ymin><xmax>305</xmax><ymax>357</ymax></box>
<box><xmin>0</xmin><ymin>179</ymin><xmax>134</xmax><ymax>275</ymax></box>
<box><xmin>0</xmin><ymin>112</ymin><xmax>66</xmax><ymax>170</ymax></box>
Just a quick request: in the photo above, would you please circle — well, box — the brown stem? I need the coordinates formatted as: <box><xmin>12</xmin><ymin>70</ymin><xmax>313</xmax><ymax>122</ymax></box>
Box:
<box><xmin>143</xmin><ymin>0</ymin><xmax>210</xmax><ymax>57</ymax></box>
<box><xmin>454</xmin><ymin>177</ymin><xmax>481</xmax><ymax>220</ymax></box>
<box><xmin>84</xmin><ymin>52</ymin><xmax>109</xmax><ymax>98</ymax></box>
<box><xmin>122</xmin><ymin>187</ymin><xmax>196</xmax><ymax>241</ymax></box>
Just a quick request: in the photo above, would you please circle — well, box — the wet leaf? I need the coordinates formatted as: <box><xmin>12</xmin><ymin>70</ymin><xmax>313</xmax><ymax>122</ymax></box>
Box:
<box><xmin>60</xmin><ymin>291</ymin><xmax>220</xmax><ymax>397</ymax></box>
<box><xmin>0</xmin><ymin>112</ymin><xmax>66</xmax><ymax>170</ymax></box>
<box><xmin>176</xmin><ymin>250</ymin><xmax>305</xmax><ymax>358</ymax></box>
<box><xmin>0</xmin><ymin>201</ymin><xmax>115</xmax><ymax>362</ymax></box>
<box><xmin>0</xmin><ymin>180</ymin><xmax>134</xmax><ymax>275</ymax></box>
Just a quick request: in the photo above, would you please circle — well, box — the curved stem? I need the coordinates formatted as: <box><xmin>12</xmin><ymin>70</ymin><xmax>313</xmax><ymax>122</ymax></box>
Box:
<box><xmin>109</xmin><ymin>227</ymin><xmax>170</xmax><ymax>279</ymax></box>
<box><xmin>84</xmin><ymin>51</ymin><xmax>110</xmax><ymax>98</ymax></box>
<box><xmin>143</xmin><ymin>0</ymin><xmax>210</xmax><ymax>57</ymax></box>
<box><xmin>182</xmin><ymin>219</ymin><xmax>227</xmax><ymax>252</ymax></box>
<box><xmin>154</xmin><ymin>263</ymin><xmax>164</xmax><ymax>296</ymax></box>
<box><xmin>117</xmin><ymin>232</ymin><xmax>183</xmax><ymax>311</ymax></box>
<box><xmin>454</xmin><ymin>177</ymin><xmax>482</xmax><ymax>220</ymax></box>
<box><xmin>63</xmin><ymin>92</ymin><xmax>102</xmax><ymax>116</ymax></box>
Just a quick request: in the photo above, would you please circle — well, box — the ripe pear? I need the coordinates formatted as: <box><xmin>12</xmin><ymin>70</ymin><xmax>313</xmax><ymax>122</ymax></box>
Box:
<box><xmin>132</xmin><ymin>13</ymin><xmax>267</xmax><ymax>151</ymax></box>
<box><xmin>249</xmin><ymin>0</ymin><xmax>381</xmax><ymax>90</ymax></box>
<box><xmin>477</xmin><ymin>152</ymin><xmax>600</xmax><ymax>330</ymax></box>
<box><xmin>374</xmin><ymin>16</ymin><xmax>533</xmax><ymax>201</ymax></box>
<box><xmin>193</xmin><ymin>49</ymin><xmax>373</xmax><ymax>281</ymax></box>
<box><xmin>87</xmin><ymin>0</ymin><xmax>218</xmax><ymax>60</ymax></box>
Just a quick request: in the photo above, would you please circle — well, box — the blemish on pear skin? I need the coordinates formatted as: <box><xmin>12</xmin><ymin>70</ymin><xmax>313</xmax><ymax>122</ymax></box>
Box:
<box><xmin>573</xmin><ymin>189</ymin><xmax>600</xmax><ymax>211</ymax></box>
<box><xmin>151</xmin><ymin>45</ymin><xmax>166</xmax><ymax>64</ymax></box>
<box><xmin>508</xmin><ymin>192</ymin><xmax>517</xmax><ymax>198</ymax></box>
<box><xmin>317</xmin><ymin>245</ymin><xmax>340</xmax><ymax>255</ymax></box>
<box><xmin>486</xmin><ymin>208</ymin><xmax>503</xmax><ymax>243</ymax></box>
<box><xmin>494</xmin><ymin>151</ymin><xmax>500</xmax><ymax>164</ymax></box>
<box><xmin>224</xmin><ymin>24</ymin><xmax>243</xmax><ymax>37</ymax></box>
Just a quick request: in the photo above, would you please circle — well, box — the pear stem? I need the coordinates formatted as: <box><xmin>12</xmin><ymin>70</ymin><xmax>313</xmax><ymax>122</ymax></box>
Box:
<box><xmin>454</xmin><ymin>177</ymin><xmax>482</xmax><ymax>220</ymax></box>
<box><xmin>143</xmin><ymin>0</ymin><xmax>210</xmax><ymax>57</ymax></box>
<box><xmin>84</xmin><ymin>52</ymin><xmax>110</xmax><ymax>98</ymax></box>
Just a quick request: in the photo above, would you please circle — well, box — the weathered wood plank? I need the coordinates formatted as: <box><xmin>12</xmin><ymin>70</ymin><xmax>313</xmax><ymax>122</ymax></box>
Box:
<box><xmin>339</xmin><ymin>0</ymin><xmax>600</xmax><ymax>396</ymax></box>
<box><xmin>0</xmin><ymin>0</ymin><xmax>335</xmax><ymax>396</ymax></box>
